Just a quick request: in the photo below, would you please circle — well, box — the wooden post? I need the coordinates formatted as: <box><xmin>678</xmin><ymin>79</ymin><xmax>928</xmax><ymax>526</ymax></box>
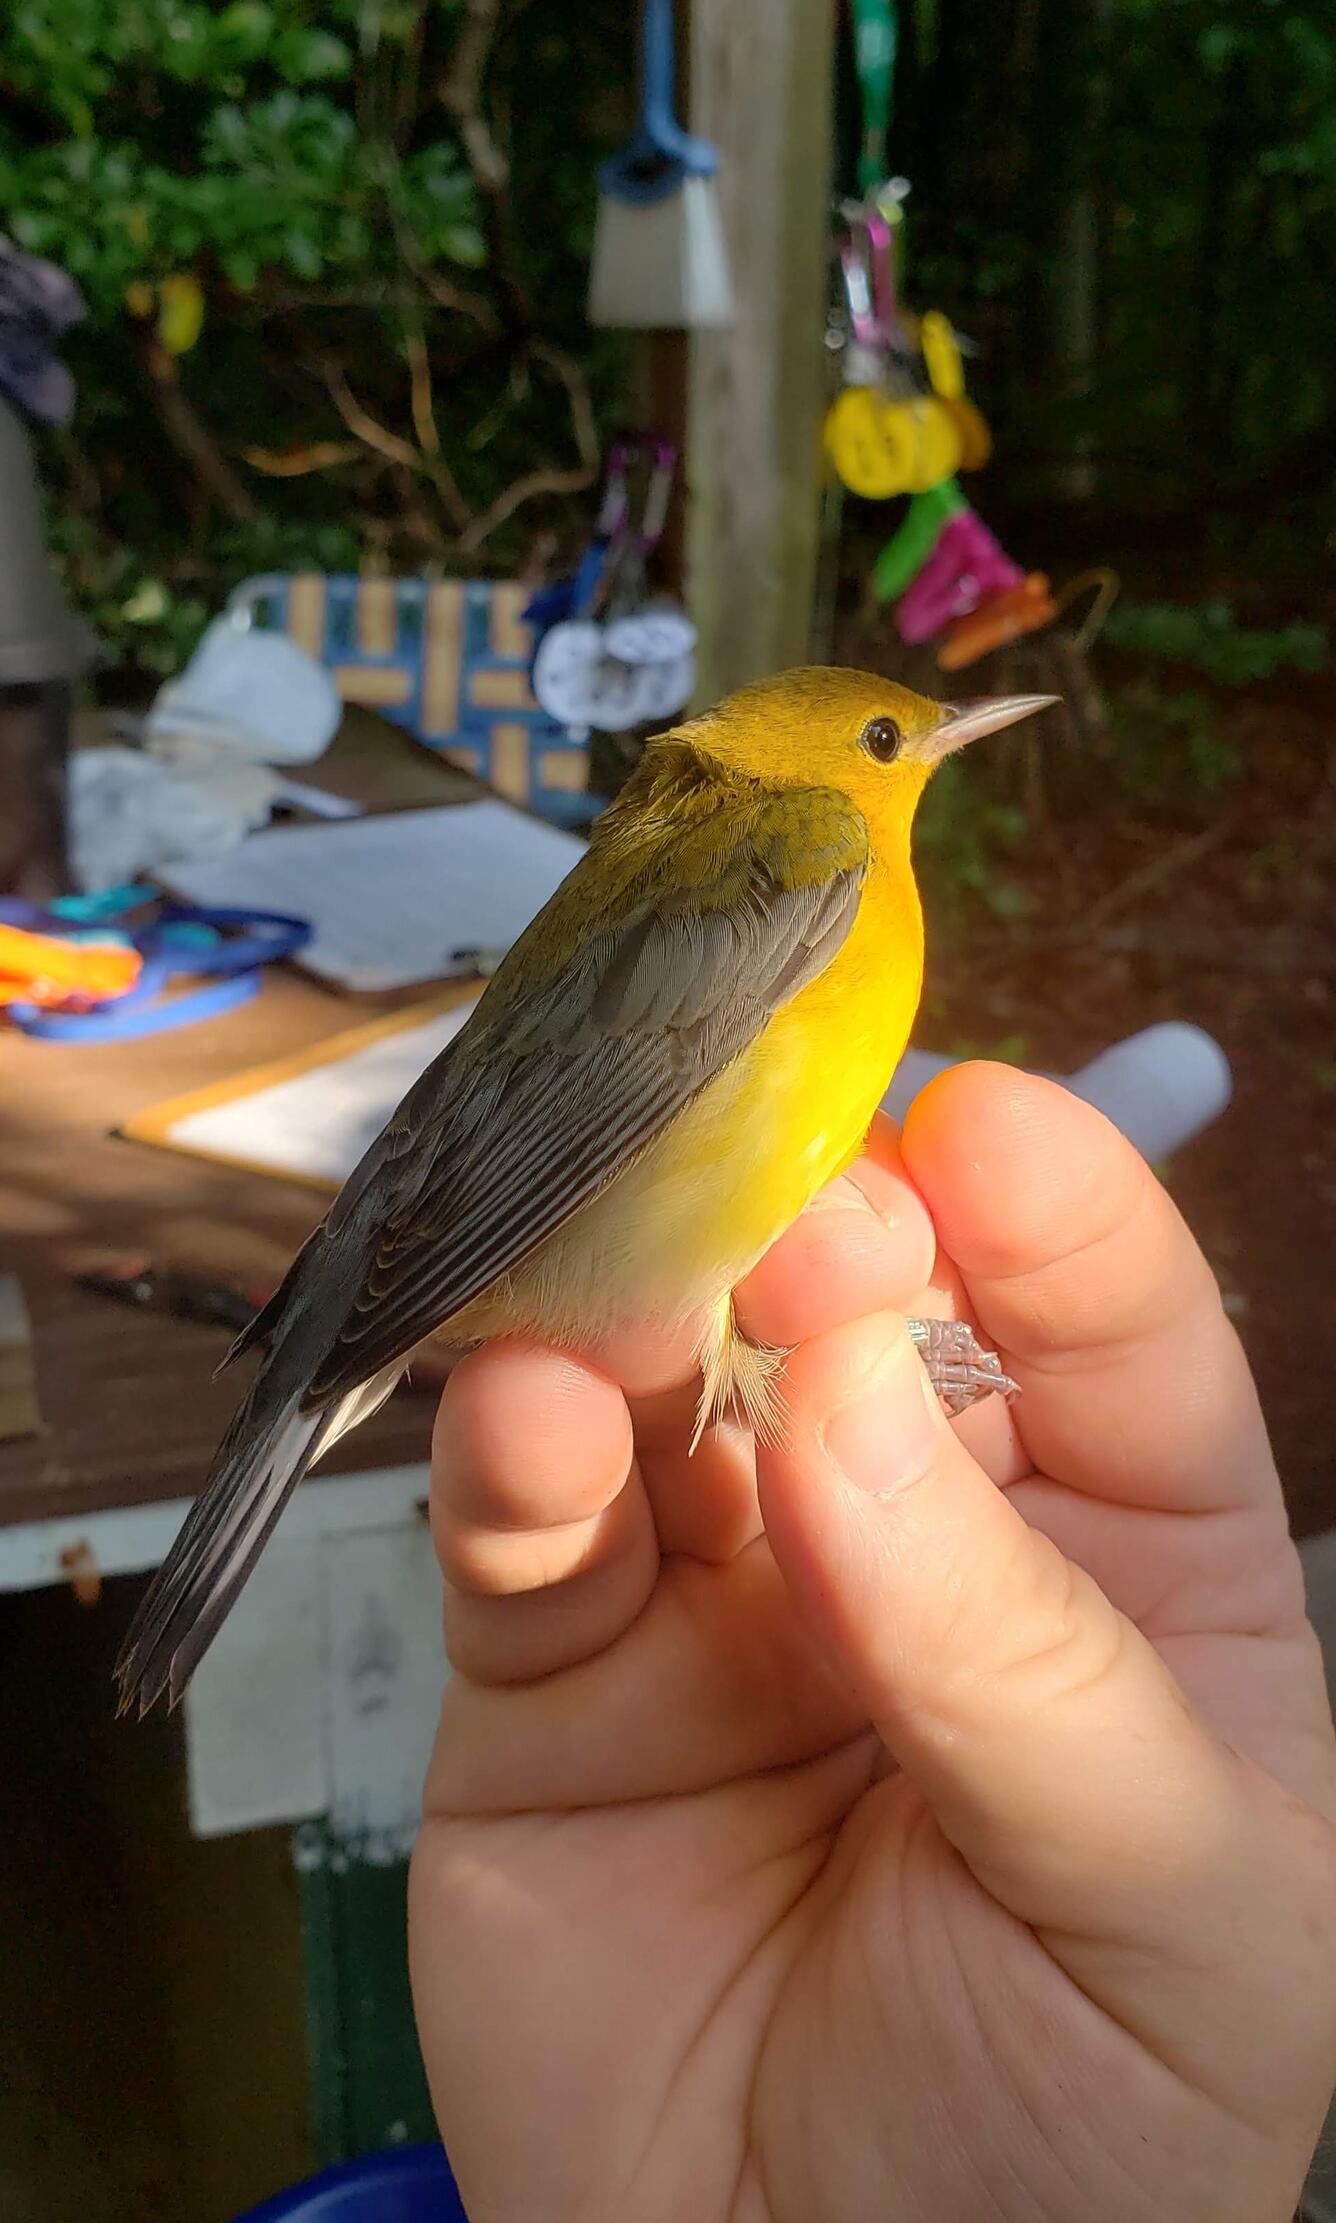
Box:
<box><xmin>684</xmin><ymin>0</ymin><xmax>836</xmax><ymax>700</ymax></box>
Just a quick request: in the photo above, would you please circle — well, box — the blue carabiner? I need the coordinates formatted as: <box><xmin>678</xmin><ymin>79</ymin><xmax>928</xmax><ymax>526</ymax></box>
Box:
<box><xmin>12</xmin><ymin>965</ymin><xmax>264</xmax><ymax>1042</ymax></box>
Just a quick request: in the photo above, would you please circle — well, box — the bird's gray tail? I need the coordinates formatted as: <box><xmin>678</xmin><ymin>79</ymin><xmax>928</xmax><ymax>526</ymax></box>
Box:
<box><xmin>114</xmin><ymin>1355</ymin><xmax>333</xmax><ymax>1717</ymax></box>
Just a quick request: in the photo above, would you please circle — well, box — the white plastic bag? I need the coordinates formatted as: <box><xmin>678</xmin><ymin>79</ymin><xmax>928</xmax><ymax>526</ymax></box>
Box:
<box><xmin>146</xmin><ymin>616</ymin><xmax>341</xmax><ymax>766</ymax></box>
<box><xmin>70</xmin><ymin>746</ymin><xmax>277</xmax><ymax>891</ymax></box>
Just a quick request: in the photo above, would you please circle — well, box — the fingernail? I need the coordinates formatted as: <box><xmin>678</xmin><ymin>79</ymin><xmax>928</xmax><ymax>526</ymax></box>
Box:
<box><xmin>805</xmin><ymin>1174</ymin><xmax>871</xmax><ymax>1214</ymax></box>
<box><xmin>820</xmin><ymin>1322</ymin><xmax>942</xmax><ymax>1493</ymax></box>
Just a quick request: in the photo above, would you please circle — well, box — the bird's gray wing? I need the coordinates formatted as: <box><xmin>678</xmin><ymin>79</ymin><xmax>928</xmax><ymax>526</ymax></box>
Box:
<box><xmin>307</xmin><ymin>804</ymin><xmax>868</xmax><ymax>1405</ymax></box>
<box><xmin>115</xmin><ymin>784</ymin><xmax>868</xmax><ymax>1713</ymax></box>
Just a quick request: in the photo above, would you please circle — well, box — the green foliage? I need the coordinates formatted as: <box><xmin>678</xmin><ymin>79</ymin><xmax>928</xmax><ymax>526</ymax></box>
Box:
<box><xmin>1104</xmin><ymin>601</ymin><xmax>1328</xmax><ymax>686</ymax></box>
<box><xmin>913</xmin><ymin>757</ymin><xmax>1033</xmax><ymax>923</ymax></box>
<box><xmin>6</xmin><ymin>0</ymin><xmax>354</xmax><ymax>129</ymax></box>
<box><xmin>1098</xmin><ymin>596</ymin><xmax>1326</xmax><ymax>806</ymax></box>
<box><xmin>48</xmin><ymin>513</ymin><xmax>212</xmax><ymax>677</ymax></box>
<box><xmin>888</xmin><ymin>0</ymin><xmax>1336</xmax><ymax>568</ymax></box>
<box><xmin>0</xmin><ymin>0</ymin><xmax>629</xmax><ymax>682</ymax></box>
<box><xmin>1102</xmin><ymin>0</ymin><xmax>1336</xmax><ymax>517</ymax></box>
<box><xmin>1107</xmin><ymin>681</ymin><xmax>1240</xmax><ymax>804</ymax></box>
<box><xmin>48</xmin><ymin>507</ymin><xmax>365</xmax><ymax>676</ymax></box>
<box><xmin>1</xmin><ymin>4</ymin><xmax>480</xmax><ymax>302</ymax></box>
<box><xmin>943</xmin><ymin>1031</ymin><xmax>1029</xmax><ymax>1067</ymax></box>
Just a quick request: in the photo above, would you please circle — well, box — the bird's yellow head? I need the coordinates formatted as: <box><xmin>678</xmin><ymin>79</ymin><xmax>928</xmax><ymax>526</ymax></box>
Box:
<box><xmin>679</xmin><ymin>665</ymin><xmax>1055</xmax><ymax>833</ymax></box>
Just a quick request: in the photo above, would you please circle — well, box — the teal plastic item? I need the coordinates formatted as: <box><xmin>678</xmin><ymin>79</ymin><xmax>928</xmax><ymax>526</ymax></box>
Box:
<box><xmin>852</xmin><ymin>0</ymin><xmax>899</xmax><ymax>194</ymax></box>
<box><xmin>234</xmin><ymin>2144</ymin><xmax>466</xmax><ymax>2222</ymax></box>
<box><xmin>50</xmin><ymin>883</ymin><xmax>156</xmax><ymax>922</ymax></box>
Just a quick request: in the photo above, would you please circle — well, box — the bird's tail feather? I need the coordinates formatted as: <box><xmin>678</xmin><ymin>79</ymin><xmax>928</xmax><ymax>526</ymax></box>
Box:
<box><xmin>115</xmin><ymin>1347</ymin><xmax>409</xmax><ymax>1715</ymax></box>
<box><xmin>115</xmin><ymin>1386</ymin><xmax>330</xmax><ymax>1716</ymax></box>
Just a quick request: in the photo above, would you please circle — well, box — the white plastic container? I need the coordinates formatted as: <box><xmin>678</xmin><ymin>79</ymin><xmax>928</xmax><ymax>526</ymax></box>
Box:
<box><xmin>881</xmin><ymin>1022</ymin><xmax>1232</xmax><ymax>1161</ymax></box>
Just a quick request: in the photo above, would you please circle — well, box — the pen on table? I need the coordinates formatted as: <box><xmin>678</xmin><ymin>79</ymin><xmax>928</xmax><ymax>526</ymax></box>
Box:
<box><xmin>77</xmin><ymin>1259</ymin><xmax>453</xmax><ymax>1397</ymax></box>
<box><xmin>447</xmin><ymin>946</ymin><xmax>508</xmax><ymax>979</ymax></box>
<box><xmin>77</xmin><ymin>1260</ymin><xmax>270</xmax><ymax>1334</ymax></box>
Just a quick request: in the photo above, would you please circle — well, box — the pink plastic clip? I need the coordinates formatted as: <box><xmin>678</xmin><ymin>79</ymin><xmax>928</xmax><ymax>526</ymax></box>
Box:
<box><xmin>864</xmin><ymin>208</ymin><xmax>901</xmax><ymax>347</ymax></box>
<box><xmin>896</xmin><ymin>511</ymin><xmax>1023</xmax><ymax>644</ymax></box>
<box><xmin>839</xmin><ymin>235</ymin><xmax>879</xmax><ymax>350</ymax></box>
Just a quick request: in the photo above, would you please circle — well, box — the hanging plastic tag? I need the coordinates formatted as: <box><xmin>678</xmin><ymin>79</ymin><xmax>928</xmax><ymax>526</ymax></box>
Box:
<box><xmin>603</xmin><ymin>600</ymin><xmax>697</xmax><ymax>664</ymax></box>
<box><xmin>593</xmin><ymin>436</ymin><xmax>697</xmax><ymax>683</ymax></box>
<box><xmin>826</xmin><ymin>203</ymin><xmax>963</xmax><ymax>499</ymax></box>
<box><xmin>919</xmin><ymin>309</ymin><xmax>964</xmax><ymax>399</ymax></box>
<box><xmin>871</xmin><ymin>479</ymin><xmax>967</xmax><ymax>602</ymax></box>
<box><xmin>936</xmin><ymin>574</ymin><xmax>1057</xmax><ymax>670</ymax></box>
<box><xmin>532</xmin><ymin>619</ymin><xmax>611</xmax><ymax>727</ymax></box>
<box><xmin>905</xmin><ymin>396</ymin><xmax>963</xmax><ymax>490</ymax></box>
<box><xmin>826</xmin><ymin>386</ymin><xmax>906</xmax><ymax>497</ymax></box>
<box><xmin>825</xmin><ymin>219</ymin><xmax>900</xmax><ymax>493</ymax></box>
<box><xmin>532</xmin><ymin>621</ymin><xmax>694</xmax><ymax>733</ymax></box>
<box><xmin>851</xmin><ymin>0</ymin><xmax>899</xmax><ymax>198</ymax></box>
<box><xmin>916</xmin><ymin>310</ymin><xmax>991</xmax><ymax>469</ymax></box>
<box><xmin>942</xmin><ymin>396</ymin><xmax>992</xmax><ymax>470</ymax></box>
<box><xmin>896</xmin><ymin>511</ymin><xmax>1023</xmax><ymax>643</ymax></box>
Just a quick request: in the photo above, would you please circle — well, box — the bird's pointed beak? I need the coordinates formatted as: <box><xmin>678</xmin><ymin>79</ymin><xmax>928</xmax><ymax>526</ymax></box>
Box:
<box><xmin>928</xmin><ymin>693</ymin><xmax>1059</xmax><ymax>763</ymax></box>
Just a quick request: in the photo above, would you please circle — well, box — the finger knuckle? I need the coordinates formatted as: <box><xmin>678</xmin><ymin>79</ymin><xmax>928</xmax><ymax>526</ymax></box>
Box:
<box><xmin>963</xmin><ymin>1532</ymin><xmax>1127</xmax><ymax>1715</ymax></box>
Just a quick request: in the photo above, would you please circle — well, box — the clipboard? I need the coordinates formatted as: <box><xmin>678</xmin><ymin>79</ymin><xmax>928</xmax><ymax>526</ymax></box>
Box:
<box><xmin>117</xmin><ymin>985</ymin><xmax>481</xmax><ymax>1194</ymax></box>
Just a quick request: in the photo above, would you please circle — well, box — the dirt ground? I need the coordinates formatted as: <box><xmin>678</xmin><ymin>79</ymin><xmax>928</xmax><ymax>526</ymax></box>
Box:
<box><xmin>837</xmin><ymin>623</ymin><xmax>1335</xmax><ymax>1536</ymax></box>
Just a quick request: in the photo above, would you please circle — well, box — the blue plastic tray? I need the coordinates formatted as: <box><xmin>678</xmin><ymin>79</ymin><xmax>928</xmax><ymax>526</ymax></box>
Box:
<box><xmin>234</xmin><ymin>2144</ymin><xmax>467</xmax><ymax>2221</ymax></box>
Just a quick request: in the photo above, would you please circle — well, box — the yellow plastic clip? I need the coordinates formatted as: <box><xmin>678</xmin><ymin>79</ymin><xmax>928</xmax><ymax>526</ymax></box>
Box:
<box><xmin>920</xmin><ymin>310</ymin><xmax>965</xmax><ymax>400</ymax></box>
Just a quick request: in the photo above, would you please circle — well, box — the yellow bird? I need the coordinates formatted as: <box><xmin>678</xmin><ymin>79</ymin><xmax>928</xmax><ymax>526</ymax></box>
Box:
<box><xmin>117</xmin><ymin>667</ymin><xmax>1053</xmax><ymax>1712</ymax></box>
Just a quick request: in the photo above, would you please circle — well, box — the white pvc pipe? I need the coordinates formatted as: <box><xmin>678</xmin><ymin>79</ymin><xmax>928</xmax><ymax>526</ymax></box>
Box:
<box><xmin>881</xmin><ymin>1021</ymin><xmax>1232</xmax><ymax>1162</ymax></box>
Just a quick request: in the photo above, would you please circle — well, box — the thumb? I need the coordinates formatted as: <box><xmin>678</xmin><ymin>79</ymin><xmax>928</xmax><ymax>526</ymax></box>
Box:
<box><xmin>758</xmin><ymin>1313</ymin><xmax>1279</xmax><ymax>1948</ymax></box>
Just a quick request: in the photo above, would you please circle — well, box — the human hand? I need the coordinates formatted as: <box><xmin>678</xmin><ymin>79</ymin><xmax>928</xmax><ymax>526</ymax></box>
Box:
<box><xmin>409</xmin><ymin>1064</ymin><xmax>1336</xmax><ymax>2223</ymax></box>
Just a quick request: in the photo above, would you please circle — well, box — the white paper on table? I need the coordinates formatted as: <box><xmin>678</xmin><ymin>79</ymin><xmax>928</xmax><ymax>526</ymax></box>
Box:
<box><xmin>165</xmin><ymin>999</ymin><xmax>480</xmax><ymax>1187</ymax></box>
<box><xmin>159</xmin><ymin>800</ymin><xmax>585</xmax><ymax>991</ymax></box>
<box><xmin>154</xmin><ymin>1007</ymin><xmax>1232</xmax><ymax>1197</ymax></box>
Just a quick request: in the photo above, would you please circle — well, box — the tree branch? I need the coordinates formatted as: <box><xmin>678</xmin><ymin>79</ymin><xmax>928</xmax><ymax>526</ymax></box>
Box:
<box><xmin>405</xmin><ymin>325</ymin><xmax>441</xmax><ymax>458</ymax></box>
<box><xmin>535</xmin><ymin>341</ymin><xmax>600</xmax><ymax>477</ymax></box>
<box><xmin>141</xmin><ymin>339</ymin><xmax>261</xmax><ymax>523</ymax></box>
<box><xmin>320</xmin><ymin>358</ymin><xmax>474</xmax><ymax>533</ymax></box>
<box><xmin>439</xmin><ymin>0</ymin><xmax>531</xmax><ymax>328</ymax></box>
<box><xmin>415</xmin><ymin>262</ymin><xmax>500</xmax><ymax>332</ymax></box>
<box><xmin>320</xmin><ymin>359</ymin><xmax>424</xmax><ymax>474</ymax></box>
<box><xmin>457</xmin><ymin>340</ymin><xmax>599</xmax><ymax>552</ymax></box>
<box><xmin>242</xmin><ymin>440</ymin><xmax>364</xmax><ymax>478</ymax></box>
<box><xmin>439</xmin><ymin>0</ymin><xmax>508</xmax><ymax>195</ymax></box>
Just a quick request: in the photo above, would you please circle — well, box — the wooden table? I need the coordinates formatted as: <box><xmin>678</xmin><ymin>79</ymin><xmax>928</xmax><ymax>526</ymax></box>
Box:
<box><xmin>0</xmin><ymin>695</ymin><xmax>608</xmax><ymax>2153</ymax></box>
<box><xmin>0</xmin><ymin>706</ymin><xmax>476</xmax><ymax>1537</ymax></box>
<box><xmin>0</xmin><ymin>713</ymin><xmax>489</xmax><ymax>1845</ymax></box>
<box><xmin>0</xmin><ymin>965</ymin><xmax>442</xmax><ymax>1531</ymax></box>
<box><xmin>0</xmin><ymin>717</ymin><xmax>499</xmax><ymax>2168</ymax></box>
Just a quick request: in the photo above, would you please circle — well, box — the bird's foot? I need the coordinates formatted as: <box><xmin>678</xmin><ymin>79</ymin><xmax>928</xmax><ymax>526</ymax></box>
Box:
<box><xmin>907</xmin><ymin>1317</ymin><xmax>1019</xmax><ymax>1417</ymax></box>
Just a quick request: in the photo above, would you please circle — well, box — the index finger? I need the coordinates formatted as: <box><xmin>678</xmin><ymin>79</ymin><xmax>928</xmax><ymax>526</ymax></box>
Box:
<box><xmin>900</xmin><ymin>1063</ymin><xmax>1277</xmax><ymax>1516</ymax></box>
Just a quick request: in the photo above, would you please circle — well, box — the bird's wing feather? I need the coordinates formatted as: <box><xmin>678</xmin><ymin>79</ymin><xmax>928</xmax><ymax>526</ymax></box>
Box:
<box><xmin>307</xmin><ymin>791</ymin><xmax>868</xmax><ymax>1404</ymax></box>
<box><xmin>114</xmin><ymin>775</ymin><xmax>868</xmax><ymax>1714</ymax></box>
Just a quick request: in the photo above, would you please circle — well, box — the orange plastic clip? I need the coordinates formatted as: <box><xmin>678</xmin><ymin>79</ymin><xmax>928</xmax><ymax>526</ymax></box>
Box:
<box><xmin>935</xmin><ymin>573</ymin><xmax>1058</xmax><ymax>671</ymax></box>
<box><xmin>0</xmin><ymin>923</ymin><xmax>142</xmax><ymax>1010</ymax></box>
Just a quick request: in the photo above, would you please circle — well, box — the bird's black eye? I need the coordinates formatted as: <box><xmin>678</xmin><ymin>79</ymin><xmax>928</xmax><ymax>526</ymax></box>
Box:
<box><xmin>860</xmin><ymin>714</ymin><xmax>904</xmax><ymax>764</ymax></box>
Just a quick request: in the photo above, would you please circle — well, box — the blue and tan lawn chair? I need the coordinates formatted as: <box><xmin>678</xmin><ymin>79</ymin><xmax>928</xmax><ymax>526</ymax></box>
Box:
<box><xmin>227</xmin><ymin>573</ymin><xmax>596</xmax><ymax>827</ymax></box>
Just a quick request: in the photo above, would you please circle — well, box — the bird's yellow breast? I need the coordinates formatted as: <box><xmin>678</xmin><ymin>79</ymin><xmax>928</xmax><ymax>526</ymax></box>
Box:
<box><xmin>469</xmin><ymin>843</ymin><xmax>923</xmax><ymax>1347</ymax></box>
